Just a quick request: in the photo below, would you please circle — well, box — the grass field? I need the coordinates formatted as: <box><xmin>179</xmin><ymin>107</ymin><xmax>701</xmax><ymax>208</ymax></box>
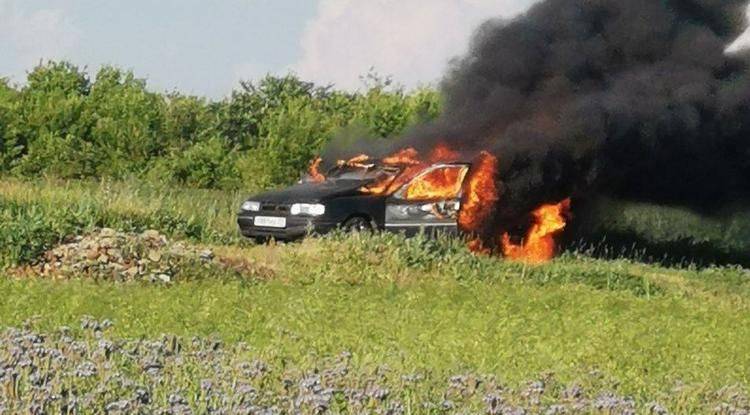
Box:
<box><xmin>1</xmin><ymin>178</ymin><xmax>749</xmax><ymax>413</ymax></box>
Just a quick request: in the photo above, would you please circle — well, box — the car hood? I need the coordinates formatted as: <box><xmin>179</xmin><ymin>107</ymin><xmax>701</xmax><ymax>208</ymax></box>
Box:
<box><xmin>247</xmin><ymin>180</ymin><xmax>369</xmax><ymax>204</ymax></box>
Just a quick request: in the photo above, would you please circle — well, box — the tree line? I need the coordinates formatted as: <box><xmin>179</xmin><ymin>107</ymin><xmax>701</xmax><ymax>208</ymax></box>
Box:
<box><xmin>0</xmin><ymin>62</ymin><xmax>441</xmax><ymax>189</ymax></box>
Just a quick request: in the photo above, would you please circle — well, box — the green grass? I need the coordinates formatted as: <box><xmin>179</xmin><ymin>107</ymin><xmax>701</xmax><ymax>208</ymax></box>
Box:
<box><xmin>3</xmin><ymin>177</ymin><xmax>748</xmax><ymax>268</ymax></box>
<box><xmin>570</xmin><ymin>197</ymin><xmax>750</xmax><ymax>267</ymax></box>
<box><xmin>2</xmin><ymin>262</ymin><xmax>749</xmax><ymax>411</ymax></box>
<box><xmin>0</xmin><ymin>177</ymin><xmax>253</xmax><ymax>267</ymax></box>
<box><xmin>2</xmin><ymin>177</ymin><xmax>750</xmax><ymax>411</ymax></box>
<box><xmin>0</xmin><ymin>177</ymin><xmax>249</xmax><ymax>239</ymax></box>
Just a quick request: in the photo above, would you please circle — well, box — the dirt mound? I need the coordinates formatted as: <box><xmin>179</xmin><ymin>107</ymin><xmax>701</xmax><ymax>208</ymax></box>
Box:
<box><xmin>28</xmin><ymin>228</ymin><xmax>215</xmax><ymax>282</ymax></box>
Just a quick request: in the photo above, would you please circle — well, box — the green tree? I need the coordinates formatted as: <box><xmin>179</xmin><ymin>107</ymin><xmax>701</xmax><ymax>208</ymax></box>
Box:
<box><xmin>148</xmin><ymin>136</ymin><xmax>239</xmax><ymax>189</ymax></box>
<box><xmin>80</xmin><ymin>66</ymin><xmax>166</xmax><ymax>177</ymax></box>
<box><xmin>218</xmin><ymin>74</ymin><xmax>335</xmax><ymax>150</ymax></box>
<box><xmin>349</xmin><ymin>74</ymin><xmax>442</xmax><ymax>138</ymax></box>
<box><xmin>3</xmin><ymin>61</ymin><xmax>444</xmax><ymax>189</ymax></box>
<box><xmin>163</xmin><ymin>93</ymin><xmax>217</xmax><ymax>148</ymax></box>
<box><xmin>0</xmin><ymin>79</ymin><xmax>20</xmax><ymax>171</ymax></box>
<box><xmin>252</xmin><ymin>96</ymin><xmax>337</xmax><ymax>185</ymax></box>
<box><xmin>11</xmin><ymin>62</ymin><xmax>91</xmax><ymax>177</ymax></box>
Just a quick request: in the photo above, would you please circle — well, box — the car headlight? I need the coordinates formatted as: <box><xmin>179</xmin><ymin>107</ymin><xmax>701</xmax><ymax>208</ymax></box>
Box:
<box><xmin>241</xmin><ymin>201</ymin><xmax>261</xmax><ymax>212</ymax></box>
<box><xmin>290</xmin><ymin>203</ymin><xmax>325</xmax><ymax>216</ymax></box>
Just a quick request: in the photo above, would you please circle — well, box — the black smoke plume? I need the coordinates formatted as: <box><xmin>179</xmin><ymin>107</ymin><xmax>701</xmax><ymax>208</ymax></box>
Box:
<box><xmin>331</xmin><ymin>0</ymin><xmax>750</xmax><ymax>239</ymax></box>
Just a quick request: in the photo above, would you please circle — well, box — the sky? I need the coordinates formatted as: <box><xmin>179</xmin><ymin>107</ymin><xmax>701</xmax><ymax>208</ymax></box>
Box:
<box><xmin>1</xmin><ymin>0</ymin><xmax>749</xmax><ymax>99</ymax></box>
<box><xmin>0</xmin><ymin>0</ymin><xmax>539</xmax><ymax>98</ymax></box>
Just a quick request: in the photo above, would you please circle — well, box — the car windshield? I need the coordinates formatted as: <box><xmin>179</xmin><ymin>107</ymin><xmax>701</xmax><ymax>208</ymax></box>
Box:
<box><xmin>326</xmin><ymin>165</ymin><xmax>400</xmax><ymax>181</ymax></box>
<box><xmin>301</xmin><ymin>165</ymin><xmax>401</xmax><ymax>183</ymax></box>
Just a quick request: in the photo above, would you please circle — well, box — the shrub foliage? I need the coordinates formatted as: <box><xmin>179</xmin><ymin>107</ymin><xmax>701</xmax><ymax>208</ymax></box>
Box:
<box><xmin>0</xmin><ymin>62</ymin><xmax>440</xmax><ymax>189</ymax></box>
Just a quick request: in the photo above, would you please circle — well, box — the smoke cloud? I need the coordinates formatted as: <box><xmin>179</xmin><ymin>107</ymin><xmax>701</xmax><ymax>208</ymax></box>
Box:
<box><xmin>366</xmin><ymin>0</ymin><xmax>750</xmax><ymax>234</ymax></box>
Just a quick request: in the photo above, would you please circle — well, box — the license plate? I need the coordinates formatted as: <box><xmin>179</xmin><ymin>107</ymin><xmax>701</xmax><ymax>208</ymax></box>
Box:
<box><xmin>254</xmin><ymin>216</ymin><xmax>287</xmax><ymax>228</ymax></box>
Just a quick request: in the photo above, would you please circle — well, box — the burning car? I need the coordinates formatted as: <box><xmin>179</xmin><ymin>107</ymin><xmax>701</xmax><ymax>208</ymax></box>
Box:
<box><xmin>238</xmin><ymin>146</ymin><xmax>571</xmax><ymax>264</ymax></box>
<box><xmin>237</xmin><ymin>157</ymin><xmax>471</xmax><ymax>242</ymax></box>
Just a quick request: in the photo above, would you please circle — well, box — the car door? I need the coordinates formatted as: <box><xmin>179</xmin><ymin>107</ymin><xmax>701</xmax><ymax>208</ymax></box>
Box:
<box><xmin>384</xmin><ymin>163</ymin><xmax>470</xmax><ymax>236</ymax></box>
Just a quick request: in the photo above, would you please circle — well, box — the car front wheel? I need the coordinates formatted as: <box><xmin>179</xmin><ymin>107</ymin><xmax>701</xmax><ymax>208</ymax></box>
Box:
<box><xmin>342</xmin><ymin>216</ymin><xmax>372</xmax><ymax>233</ymax></box>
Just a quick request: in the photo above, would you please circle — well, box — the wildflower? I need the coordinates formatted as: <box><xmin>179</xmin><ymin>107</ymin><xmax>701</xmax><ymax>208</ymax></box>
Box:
<box><xmin>401</xmin><ymin>373</ymin><xmax>424</xmax><ymax>383</ymax></box>
<box><xmin>647</xmin><ymin>402</ymin><xmax>669</xmax><ymax>414</ymax></box>
<box><xmin>545</xmin><ymin>404</ymin><xmax>567</xmax><ymax>415</ymax></box>
<box><xmin>74</xmin><ymin>361</ymin><xmax>97</xmax><ymax>378</ymax></box>
<box><xmin>562</xmin><ymin>384</ymin><xmax>583</xmax><ymax>400</ymax></box>
<box><xmin>368</xmin><ymin>386</ymin><xmax>390</xmax><ymax>401</ymax></box>
<box><xmin>134</xmin><ymin>388</ymin><xmax>151</xmax><ymax>404</ymax></box>
<box><xmin>105</xmin><ymin>400</ymin><xmax>131</xmax><ymax>413</ymax></box>
<box><xmin>200</xmin><ymin>379</ymin><xmax>213</xmax><ymax>393</ymax></box>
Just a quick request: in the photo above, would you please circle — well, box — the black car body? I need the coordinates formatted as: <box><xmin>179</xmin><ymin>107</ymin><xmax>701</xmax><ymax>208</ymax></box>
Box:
<box><xmin>237</xmin><ymin>163</ymin><xmax>470</xmax><ymax>241</ymax></box>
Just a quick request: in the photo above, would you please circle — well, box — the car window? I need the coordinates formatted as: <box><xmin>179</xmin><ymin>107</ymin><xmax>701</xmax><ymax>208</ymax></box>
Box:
<box><xmin>395</xmin><ymin>165</ymin><xmax>469</xmax><ymax>201</ymax></box>
<box><xmin>331</xmin><ymin>166</ymin><xmax>399</xmax><ymax>181</ymax></box>
<box><xmin>301</xmin><ymin>165</ymin><xmax>400</xmax><ymax>183</ymax></box>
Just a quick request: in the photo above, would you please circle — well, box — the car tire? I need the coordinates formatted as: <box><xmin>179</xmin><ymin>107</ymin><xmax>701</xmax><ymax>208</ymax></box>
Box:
<box><xmin>342</xmin><ymin>216</ymin><xmax>373</xmax><ymax>233</ymax></box>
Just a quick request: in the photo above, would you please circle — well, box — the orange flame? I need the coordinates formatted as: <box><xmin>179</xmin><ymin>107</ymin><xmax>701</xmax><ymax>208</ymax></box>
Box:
<box><xmin>382</xmin><ymin>148</ymin><xmax>421</xmax><ymax>166</ymax></box>
<box><xmin>403</xmin><ymin>165</ymin><xmax>468</xmax><ymax>200</ymax></box>
<box><xmin>308</xmin><ymin>157</ymin><xmax>325</xmax><ymax>183</ymax></box>
<box><xmin>458</xmin><ymin>152</ymin><xmax>499</xmax><ymax>235</ymax></box>
<box><xmin>362</xmin><ymin>148</ymin><xmax>423</xmax><ymax>195</ymax></box>
<box><xmin>428</xmin><ymin>143</ymin><xmax>461</xmax><ymax>163</ymax></box>
<box><xmin>467</xmin><ymin>238</ymin><xmax>493</xmax><ymax>256</ymax></box>
<box><xmin>366</xmin><ymin>145</ymin><xmax>465</xmax><ymax>197</ymax></box>
<box><xmin>306</xmin><ymin>146</ymin><xmax>571</xmax><ymax>263</ymax></box>
<box><xmin>338</xmin><ymin>154</ymin><xmax>372</xmax><ymax>168</ymax></box>
<box><xmin>501</xmin><ymin>198</ymin><xmax>571</xmax><ymax>264</ymax></box>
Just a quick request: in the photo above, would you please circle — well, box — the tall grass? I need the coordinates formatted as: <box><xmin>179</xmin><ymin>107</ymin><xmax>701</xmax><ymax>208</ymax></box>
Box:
<box><xmin>0</xmin><ymin>178</ymin><xmax>251</xmax><ymax>267</ymax></box>
<box><xmin>3</xmin><ymin>177</ymin><xmax>748</xmax><ymax>269</ymax></box>
<box><xmin>568</xmin><ymin>197</ymin><xmax>750</xmax><ymax>267</ymax></box>
<box><xmin>2</xmin><ymin>177</ymin><xmax>750</xmax><ymax>412</ymax></box>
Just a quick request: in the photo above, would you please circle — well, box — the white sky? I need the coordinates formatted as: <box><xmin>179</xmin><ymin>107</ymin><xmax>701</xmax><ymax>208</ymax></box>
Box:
<box><xmin>293</xmin><ymin>0</ymin><xmax>539</xmax><ymax>89</ymax></box>
<box><xmin>0</xmin><ymin>0</ymin><xmax>539</xmax><ymax>97</ymax></box>
<box><xmin>1</xmin><ymin>0</ymin><xmax>749</xmax><ymax>98</ymax></box>
<box><xmin>727</xmin><ymin>4</ymin><xmax>750</xmax><ymax>54</ymax></box>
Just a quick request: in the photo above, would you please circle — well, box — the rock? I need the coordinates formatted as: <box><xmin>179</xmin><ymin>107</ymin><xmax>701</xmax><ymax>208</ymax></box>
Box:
<box><xmin>124</xmin><ymin>267</ymin><xmax>140</xmax><ymax>278</ymax></box>
<box><xmin>147</xmin><ymin>250</ymin><xmax>162</xmax><ymax>263</ymax></box>
<box><xmin>156</xmin><ymin>274</ymin><xmax>171</xmax><ymax>283</ymax></box>
<box><xmin>86</xmin><ymin>249</ymin><xmax>100</xmax><ymax>261</ymax></box>
<box><xmin>28</xmin><ymin>227</ymin><xmax>216</xmax><ymax>283</ymax></box>
<box><xmin>141</xmin><ymin>230</ymin><xmax>161</xmax><ymax>240</ymax></box>
<box><xmin>108</xmin><ymin>248</ymin><xmax>123</xmax><ymax>260</ymax></box>
<box><xmin>99</xmin><ymin>238</ymin><xmax>115</xmax><ymax>249</ymax></box>
<box><xmin>141</xmin><ymin>230</ymin><xmax>167</xmax><ymax>247</ymax></box>
<box><xmin>170</xmin><ymin>243</ymin><xmax>187</xmax><ymax>256</ymax></box>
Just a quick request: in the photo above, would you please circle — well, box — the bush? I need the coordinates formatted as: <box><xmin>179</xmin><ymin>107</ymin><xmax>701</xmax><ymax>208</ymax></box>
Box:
<box><xmin>0</xmin><ymin>178</ymin><xmax>244</xmax><ymax>268</ymax></box>
<box><xmin>81</xmin><ymin>66</ymin><xmax>167</xmax><ymax>177</ymax></box>
<box><xmin>258</xmin><ymin>97</ymin><xmax>340</xmax><ymax>185</ymax></box>
<box><xmin>0</xmin><ymin>79</ymin><xmax>20</xmax><ymax>170</ymax></box>
<box><xmin>10</xmin><ymin>62</ymin><xmax>91</xmax><ymax>177</ymax></box>
<box><xmin>350</xmin><ymin>75</ymin><xmax>441</xmax><ymax>138</ymax></box>
<box><xmin>148</xmin><ymin>136</ymin><xmax>240</xmax><ymax>189</ymax></box>
<box><xmin>219</xmin><ymin>74</ymin><xmax>337</xmax><ymax>150</ymax></box>
<box><xmin>0</xmin><ymin>61</ymin><xmax>441</xmax><ymax>188</ymax></box>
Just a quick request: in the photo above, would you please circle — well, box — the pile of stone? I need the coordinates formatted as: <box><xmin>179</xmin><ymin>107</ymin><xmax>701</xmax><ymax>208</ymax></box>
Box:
<box><xmin>32</xmin><ymin>228</ymin><xmax>214</xmax><ymax>283</ymax></box>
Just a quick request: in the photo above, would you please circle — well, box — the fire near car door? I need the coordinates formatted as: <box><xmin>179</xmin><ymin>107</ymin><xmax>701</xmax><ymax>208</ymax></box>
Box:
<box><xmin>384</xmin><ymin>164</ymin><xmax>469</xmax><ymax>235</ymax></box>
